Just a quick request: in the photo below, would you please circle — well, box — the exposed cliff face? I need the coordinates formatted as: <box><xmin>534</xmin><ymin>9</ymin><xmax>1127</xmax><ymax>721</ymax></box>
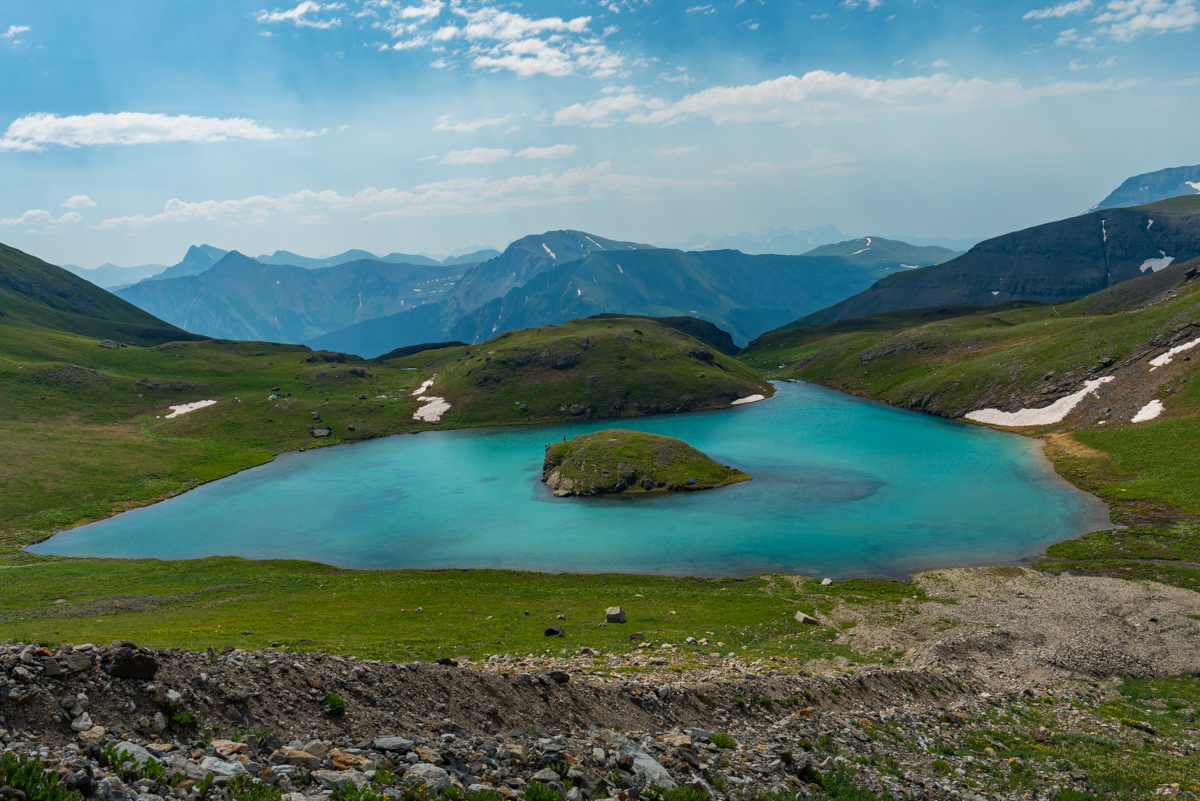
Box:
<box><xmin>541</xmin><ymin>429</ymin><xmax>750</xmax><ymax>496</ymax></box>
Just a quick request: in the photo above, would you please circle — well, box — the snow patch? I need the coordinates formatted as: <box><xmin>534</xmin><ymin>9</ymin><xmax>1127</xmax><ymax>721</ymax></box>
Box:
<box><xmin>1187</xmin><ymin>181</ymin><xmax>1200</xmax><ymax>193</ymax></box>
<box><xmin>964</xmin><ymin>377</ymin><xmax>1113</xmax><ymax>427</ymax></box>
<box><xmin>731</xmin><ymin>394</ymin><xmax>766</xmax><ymax>406</ymax></box>
<box><xmin>542</xmin><ymin>243</ymin><xmax>557</xmax><ymax>260</ymax></box>
<box><xmin>1131</xmin><ymin>399</ymin><xmax>1164</xmax><ymax>423</ymax></box>
<box><xmin>616</xmin><ymin>264</ymin><xmax>624</xmax><ymax>274</ymax></box>
<box><xmin>412</xmin><ymin>397</ymin><xmax>451</xmax><ymax>422</ymax></box>
<box><xmin>1149</xmin><ymin>336</ymin><xmax>1200</xmax><ymax>368</ymax></box>
<box><xmin>1147</xmin><ymin>219</ymin><xmax>1154</xmax><ymax>230</ymax></box>
<box><xmin>585</xmin><ymin>236</ymin><xmax>606</xmax><ymax>251</ymax></box>
<box><xmin>577</xmin><ymin>288</ymin><xmax>581</xmax><ymax>296</ymax></box>
<box><xmin>165</xmin><ymin>400</ymin><xmax>217</xmax><ymax>419</ymax></box>
<box><xmin>1140</xmin><ymin>251</ymin><xmax>1174</xmax><ymax>273</ymax></box>
<box><xmin>412</xmin><ymin>376</ymin><xmax>437</xmax><ymax>396</ymax></box>
<box><xmin>991</xmin><ymin>291</ymin><xmax>1000</xmax><ymax>296</ymax></box>
<box><xmin>1101</xmin><ymin>220</ymin><xmax>1107</xmax><ymax>243</ymax></box>
<box><xmin>901</xmin><ymin>264</ymin><xmax>919</xmax><ymax>269</ymax></box>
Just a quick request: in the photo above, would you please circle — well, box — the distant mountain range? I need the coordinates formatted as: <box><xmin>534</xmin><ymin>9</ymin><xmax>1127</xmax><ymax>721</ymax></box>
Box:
<box><xmin>311</xmin><ymin>232</ymin><xmax>961</xmax><ymax>356</ymax></box>
<box><xmin>660</xmin><ymin>227</ymin><xmax>980</xmax><ymax>255</ymax></box>
<box><xmin>115</xmin><ymin>253</ymin><xmax>463</xmax><ymax>343</ymax></box>
<box><xmin>792</xmin><ymin>195</ymin><xmax>1200</xmax><ymax>326</ymax></box>
<box><xmin>60</xmin><ymin>261</ymin><xmax>169</xmax><ymax>289</ymax></box>
<box><xmin>1091</xmin><ymin>164</ymin><xmax>1200</xmax><ymax>212</ymax></box>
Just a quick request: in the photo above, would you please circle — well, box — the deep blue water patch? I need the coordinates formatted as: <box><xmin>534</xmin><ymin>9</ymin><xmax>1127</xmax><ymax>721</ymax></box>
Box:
<box><xmin>31</xmin><ymin>382</ymin><xmax>1110</xmax><ymax>579</ymax></box>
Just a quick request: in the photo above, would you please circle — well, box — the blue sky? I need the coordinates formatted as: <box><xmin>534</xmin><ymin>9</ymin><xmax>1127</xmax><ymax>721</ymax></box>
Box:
<box><xmin>1</xmin><ymin>0</ymin><xmax>1198</xmax><ymax>267</ymax></box>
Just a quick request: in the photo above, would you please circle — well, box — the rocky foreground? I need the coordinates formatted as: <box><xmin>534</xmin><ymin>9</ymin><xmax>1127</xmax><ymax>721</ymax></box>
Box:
<box><xmin>2</xmin><ymin>568</ymin><xmax>1200</xmax><ymax>801</ymax></box>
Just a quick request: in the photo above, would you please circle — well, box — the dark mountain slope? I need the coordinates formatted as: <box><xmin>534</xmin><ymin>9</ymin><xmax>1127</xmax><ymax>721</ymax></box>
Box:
<box><xmin>792</xmin><ymin>197</ymin><xmax>1200</xmax><ymax>326</ymax></box>
<box><xmin>0</xmin><ymin>242</ymin><xmax>196</xmax><ymax>344</ymax></box>
<box><xmin>151</xmin><ymin>245</ymin><xmax>229</xmax><ymax>281</ymax></box>
<box><xmin>256</xmin><ymin>249</ymin><xmax>442</xmax><ymax>269</ymax></box>
<box><xmin>450</xmin><ymin>248</ymin><xmax>894</xmax><ymax>347</ymax></box>
<box><xmin>445</xmin><ymin>230</ymin><xmax>654</xmax><ymax>314</ymax></box>
<box><xmin>116</xmin><ymin>253</ymin><xmax>462</xmax><ymax>342</ymax></box>
<box><xmin>800</xmin><ymin>236</ymin><xmax>961</xmax><ymax>268</ymax></box>
<box><xmin>1092</xmin><ymin>164</ymin><xmax>1200</xmax><ymax>211</ymax></box>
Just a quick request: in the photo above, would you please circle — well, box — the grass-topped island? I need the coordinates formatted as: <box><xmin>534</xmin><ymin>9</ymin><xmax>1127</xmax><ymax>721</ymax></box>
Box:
<box><xmin>541</xmin><ymin>428</ymin><xmax>750</xmax><ymax>496</ymax></box>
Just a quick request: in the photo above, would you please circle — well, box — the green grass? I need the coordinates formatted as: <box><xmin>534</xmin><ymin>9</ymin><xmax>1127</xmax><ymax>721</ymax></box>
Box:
<box><xmin>0</xmin><ymin>557</ymin><xmax>926</xmax><ymax>661</ymax></box>
<box><xmin>543</xmin><ymin>428</ymin><xmax>750</xmax><ymax>494</ymax></box>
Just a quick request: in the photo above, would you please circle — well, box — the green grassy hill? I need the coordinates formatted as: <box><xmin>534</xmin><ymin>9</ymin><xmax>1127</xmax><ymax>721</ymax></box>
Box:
<box><xmin>794</xmin><ymin>196</ymin><xmax>1200</xmax><ymax>325</ymax></box>
<box><xmin>381</xmin><ymin>315</ymin><xmax>771</xmax><ymax>426</ymax></box>
<box><xmin>0</xmin><ymin>242</ymin><xmax>199</xmax><ymax>345</ymax></box>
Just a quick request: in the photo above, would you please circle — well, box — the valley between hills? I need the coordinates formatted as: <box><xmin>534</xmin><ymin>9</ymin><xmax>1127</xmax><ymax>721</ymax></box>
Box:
<box><xmin>4</xmin><ymin>174</ymin><xmax>1200</xmax><ymax>798</ymax></box>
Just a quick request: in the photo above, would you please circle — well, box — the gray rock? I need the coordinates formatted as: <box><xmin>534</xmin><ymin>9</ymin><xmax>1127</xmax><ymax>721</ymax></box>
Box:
<box><xmin>106</xmin><ymin>653</ymin><xmax>157</xmax><ymax>680</ymax></box>
<box><xmin>794</xmin><ymin>612</ymin><xmax>819</xmax><ymax>625</ymax></box>
<box><xmin>603</xmin><ymin>731</ymin><xmax>675</xmax><ymax>789</ymax></box>
<box><xmin>544</xmin><ymin>626</ymin><xmax>565</xmax><ymax>638</ymax></box>
<box><xmin>98</xmin><ymin>340</ymin><xmax>121</xmax><ymax>349</ymax></box>
<box><xmin>312</xmin><ymin>771</ymin><xmax>362</xmax><ymax>790</ymax></box>
<box><xmin>199</xmin><ymin>756</ymin><xmax>246</xmax><ymax>776</ymax></box>
<box><xmin>605</xmin><ymin>606</ymin><xmax>626</xmax><ymax>623</ymax></box>
<box><xmin>71</xmin><ymin>713</ymin><xmax>94</xmax><ymax>732</ymax></box>
<box><xmin>66</xmin><ymin>652</ymin><xmax>92</xmax><ymax>673</ymax></box>
<box><xmin>374</xmin><ymin>737</ymin><xmax>415</xmax><ymax>752</ymax></box>
<box><xmin>403</xmin><ymin>763</ymin><xmax>451</xmax><ymax>792</ymax></box>
<box><xmin>821</xmin><ymin>578</ymin><xmax>833</xmax><ymax>586</ymax></box>
<box><xmin>116</xmin><ymin>742</ymin><xmax>154</xmax><ymax>767</ymax></box>
<box><xmin>42</xmin><ymin>658</ymin><xmax>62</xmax><ymax>677</ymax></box>
<box><xmin>532</xmin><ymin>769</ymin><xmax>561</xmax><ymax>783</ymax></box>
<box><xmin>303</xmin><ymin>740</ymin><xmax>328</xmax><ymax>759</ymax></box>
<box><xmin>151</xmin><ymin>712</ymin><xmax>167</xmax><ymax>733</ymax></box>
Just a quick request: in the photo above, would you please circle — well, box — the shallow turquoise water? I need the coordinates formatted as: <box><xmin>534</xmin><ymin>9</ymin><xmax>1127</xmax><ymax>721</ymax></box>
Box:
<box><xmin>31</xmin><ymin>382</ymin><xmax>1110</xmax><ymax>579</ymax></box>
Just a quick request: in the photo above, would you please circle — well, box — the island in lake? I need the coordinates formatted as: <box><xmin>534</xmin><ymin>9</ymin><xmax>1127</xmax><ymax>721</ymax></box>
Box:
<box><xmin>542</xmin><ymin>428</ymin><xmax>751</xmax><ymax>497</ymax></box>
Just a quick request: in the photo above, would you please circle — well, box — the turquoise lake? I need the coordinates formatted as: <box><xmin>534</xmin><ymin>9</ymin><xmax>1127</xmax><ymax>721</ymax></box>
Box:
<box><xmin>30</xmin><ymin>382</ymin><xmax>1110</xmax><ymax>579</ymax></box>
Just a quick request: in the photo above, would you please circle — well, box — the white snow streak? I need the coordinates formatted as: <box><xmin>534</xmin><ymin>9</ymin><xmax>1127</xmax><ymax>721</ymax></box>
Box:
<box><xmin>1131</xmin><ymin>399</ymin><xmax>1164</xmax><ymax>423</ymax></box>
<box><xmin>542</xmin><ymin>243</ymin><xmax>557</xmax><ymax>260</ymax></box>
<box><xmin>731</xmin><ymin>394</ymin><xmax>766</xmax><ymax>406</ymax></box>
<box><xmin>1150</xmin><ymin>336</ymin><xmax>1200</xmax><ymax>368</ymax></box>
<box><xmin>1140</xmin><ymin>252</ymin><xmax>1174</xmax><ymax>273</ymax></box>
<box><xmin>164</xmin><ymin>400</ymin><xmax>217</xmax><ymax>419</ymax></box>
<box><xmin>964</xmin><ymin>377</ymin><xmax>1113</xmax><ymax>426</ymax></box>
<box><xmin>585</xmin><ymin>236</ymin><xmax>606</xmax><ymax>250</ymax></box>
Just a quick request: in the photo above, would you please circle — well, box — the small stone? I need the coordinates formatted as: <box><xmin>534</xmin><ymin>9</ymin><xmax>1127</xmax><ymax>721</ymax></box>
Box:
<box><xmin>200</xmin><ymin>757</ymin><xmax>247</xmax><ymax>776</ymax></box>
<box><xmin>98</xmin><ymin>339</ymin><xmax>121</xmax><ymax>349</ymax></box>
<box><xmin>66</xmin><ymin>652</ymin><xmax>92</xmax><ymax>673</ymax></box>
<box><xmin>70</xmin><ymin>713</ymin><xmax>94</xmax><ymax>732</ymax></box>
<box><xmin>605</xmin><ymin>606</ymin><xmax>626</xmax><ymax>623</ymax></box>
<box><xmin>374</xmin><ymin>737</ymin><xmax>415</xmax><ymax>752</ymax></box>
<box><xmin>794</xmin><ymin>612</ymin><xmax>819</xmax><ymax>625</ymax></box>
<box><xmin>544</xmin><ymin>626</ymin><xmax>565</xmax><ymax>637</ymax></box>
<box><xmin>821</xmin><ymin>578</ymin><xmax>833</xmax><ymax>586</ymax></box>
<box><xmin>42</xmin><ymin>658</ymin><xmax>62</xmax><ymax>677</ymax></box>
<box><xmin>547</xmin><ymin>671</ymin><xmax>570</xmax><ymax>684</ymax></box>
<box><xmin>532</xmin><ymin>768</ymin><xmax>561</xmax><ymax>783</ymax></box>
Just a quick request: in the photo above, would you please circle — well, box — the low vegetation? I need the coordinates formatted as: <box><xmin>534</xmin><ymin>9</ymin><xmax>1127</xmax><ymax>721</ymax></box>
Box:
<box><xmin>542</xmin><ymin>428</ymin><xmax>751</xmax><ymax>495</ymax></box>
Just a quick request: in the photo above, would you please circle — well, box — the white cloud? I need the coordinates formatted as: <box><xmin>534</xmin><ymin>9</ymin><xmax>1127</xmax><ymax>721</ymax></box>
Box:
<box><xmin>1</xmin><ymin>209</ymin><xmax>81</xmax><ymax>225</ymax></box>
<box><xmin>515</xmin><ymin>144</ymin><xmax>578</xmax><ymax>159</ymax></box>
<box><xmin>0</xmin><ymin>112</ymin><xmax>324</xmax><ymax>152</ymax></box>
<box><xmin>93</xmin><ymin>163</ymin><xmax>728</xmax><ymax>227</ymax></box>
<box><xmin>2</xmin><ymin>24</ymin><xmax>29</xmax><ymax>46</ymax></box>
<box><xmin>930</xmin><ymin>58</ymin><xmax>950</xmax><ymax>67</ymax></box>
<box><xmin>843</xmin><ymin>0</ymin><xmax>883</xmax><ymax>8</ymax></box>
<box><xmin>439</xmin><ymin>147</ymin><xmax>512</xmax><ymax>165</ymax></box>
<box><xmin>432</xmin><ymin>113</ymin><xmax>521</xmax><ymax>132</ymax></box>
<box><xmin>256</xmin><ymin>1</ymin><xmax>345</xmax><ymax>29</ymax></box>
<box><xmin>1024</xmin><ymin>0</ymin><xmax>1093</xmax><ymax>19</ymax></box>
<box><xmin>1093</xmin><ymin>0</ymin><xmax>1200</xmax><ymax>40</ymax></box>
<box><xmin>657</xmin><ymin>146</ymin><xmax>699</xmax><ymax>155</ymax></box>
<box><xmin>1068</xmin><ymin>57</ymin><xmax>1088</xmax><ymax>69</ymax></box>
<box><xmin>62</xmin><ymin>195</ymin><xmax>97</xmax><ymax>208</ymax></box>
<box><xmin>686</xmin><ymin>5</ymin><xmax>717</xmax><ymax>13</ymax></box>
<box><xmin>556</xmin><ymin>70</ymin><xmax>1137</xmax><ymax>128</ymax></box>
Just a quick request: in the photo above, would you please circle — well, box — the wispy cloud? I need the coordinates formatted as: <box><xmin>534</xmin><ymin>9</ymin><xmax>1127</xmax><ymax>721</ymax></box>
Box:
<box><xmin>0</xmin><ymin>112</ymin><xmax>325</xmax><ymax>152</ymax></box>
<box><xmin>62</xmin><ymin>195</ymin><xmax>97</xmax><ymax>208</ymax></box>
<box><xmin>1</xmin><ymin>209</ymin><xmax>81</xmax><ymax>226</ymax></box>
<box><xmin>843</xmin><ymin>0</ymin><xmax>883</xmax><ymax>9</ymax></box>
<box><xmin>555</xmin><ymin>70</ymin><xmax>1139</xmax><ymax>128</ymax></box>
<box><xmin>715</xmin><ymin>149</ymin><xmax>862</xmax><ymax>176</ymax></box>
<box><xmin>1024</xmin><ymin>0</ymin><xmax>1093</xmax><ymax>20</ymax></box>
<box><xmin>1</xmin><ymin>24</ymin><xmax>30</xmax><ymax>47</ymax></box>
<box><xmin>256</xmin><ymin>1</ymin><xmax>346</xmax><ymax>29</ymax></box>
<box><xmin>439</xmin><ymin>147</ymin><xmax>511</xmax><ymax>165</ymax></box>
<box><xmin>1093</xmin><ymin>0</ymin><xmax>1200</xmax><ymax>40</ymax></box>
<box><xmin>432</xmin><ymin>113</ymin><xmax>521</xmax><ymax>132</ymax></box>
<box><xmin>515</xmin><ymin>144</ymin><xmax>578</xmax><ymax>159</ymax></box>
<box><xmin>92</xmin><ymin>163</ymin><xmax>730</xmax><ymax>227</ymax></box>
<box><xmin>657</xmin><ymin>146</ymin><xmax>699</xmax><ymax>155</ymax></box>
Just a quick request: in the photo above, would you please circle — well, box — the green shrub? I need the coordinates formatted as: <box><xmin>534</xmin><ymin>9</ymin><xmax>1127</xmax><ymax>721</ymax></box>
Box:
<box><xmin>642</xmin><ymin>786</ymin><xmax>709</xmax><ymax>801</ymax></box>
<box><xmin>228</xmin><ymin>774</ymin><xmax>287</xmax><ymax>801</ymax></box>
<box><xmin>162</xmin><ymin>700</ymin><xmax>198</xmax><ymax>727</ymax></box>
<box><xmin>330</xmin><ymin>782</ymin><xmax>386</xmax><ymax>801</ymax></box>
<box><xmin>0</xmin><ymin>752</ymin><xmax>83</xmax><ymax>801</ymax></box>
<box><xmin>757</xmin><ymin>695</ymin><xmax>772</xmax><ymax>707</ymax></box>
<box><xmin>325</xmin><ymin>692</ymin><xmax>347</xmax><ymax>715</ymax></box>
<box><xmin>931</xmin><ymin>760</ymin><xmax>951</xmax><ymax>775</ymax></box>
<box><xmin>711</xmin><ymin>732</ymin><xmax>736</xmax><ymax>749</ymax></box>
<box><xmin>522</xmin><ymin>782</ymin><xmax>563</xmax><ymax>801</ymax></box>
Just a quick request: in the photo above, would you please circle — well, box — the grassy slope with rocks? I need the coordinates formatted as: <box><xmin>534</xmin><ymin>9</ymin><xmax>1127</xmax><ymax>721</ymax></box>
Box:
<box><xmin>542</xmin><ymin>429</ymin><xmax>751</xmax><ymax>495</ymax></box>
